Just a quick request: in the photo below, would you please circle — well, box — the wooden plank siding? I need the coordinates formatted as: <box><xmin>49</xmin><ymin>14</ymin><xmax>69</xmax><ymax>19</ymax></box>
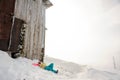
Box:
<box><xmin>14</xmin><ymin>0</ymin><xmax>47</xmax><ymax>61</ymax></box>
<box><xmin>0</xmin><ymin>0</ymin><xmax>52</xmax><ymax>61</ymax></box>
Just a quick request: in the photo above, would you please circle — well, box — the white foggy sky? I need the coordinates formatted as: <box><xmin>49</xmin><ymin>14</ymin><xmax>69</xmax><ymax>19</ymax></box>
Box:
<box><xmin>45</xmin><ymin>0</ymin><xmax>120</xmax><ymax>69</ymax></box>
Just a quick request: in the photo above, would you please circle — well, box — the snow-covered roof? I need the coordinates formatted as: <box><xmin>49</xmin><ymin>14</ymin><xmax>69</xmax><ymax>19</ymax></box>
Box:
<box><xmin>43</xmin><ymin>0</ymin><xmax>53</xmax><ymax>8</ymax></box>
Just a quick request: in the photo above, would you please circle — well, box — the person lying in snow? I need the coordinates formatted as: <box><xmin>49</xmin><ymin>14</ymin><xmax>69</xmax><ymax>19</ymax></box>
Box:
<box><xmin>33</xmin><ymin>62</ymin><xmax>58</xmax><ymax>74</ymax></box>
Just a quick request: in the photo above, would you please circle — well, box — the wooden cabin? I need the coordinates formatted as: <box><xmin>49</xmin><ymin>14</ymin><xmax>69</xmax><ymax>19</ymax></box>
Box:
<box><xmin>0</xmin><ymin>0</ymin><xmax>52</xmax><ymax>61</ymax></box>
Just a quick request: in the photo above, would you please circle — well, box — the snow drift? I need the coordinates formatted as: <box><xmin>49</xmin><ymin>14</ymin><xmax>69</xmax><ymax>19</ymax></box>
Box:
<box><xmin>0</xmin><ymin>50</ymin><xmax>120</xmax><ymax>80</ymax></box>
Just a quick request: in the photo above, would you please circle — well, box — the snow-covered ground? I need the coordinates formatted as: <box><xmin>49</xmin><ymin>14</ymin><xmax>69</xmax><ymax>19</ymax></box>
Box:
<box><xmin>0</xmin><ymin>50</ymin><xmax>120</xmax><ymax>80</ymax></box>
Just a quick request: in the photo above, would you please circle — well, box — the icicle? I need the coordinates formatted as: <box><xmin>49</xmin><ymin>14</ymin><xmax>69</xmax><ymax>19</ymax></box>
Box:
<box><xmin>18</xmin><ymin>24</ymin><xmax>27</xmax><ymax>56</ymax></box>
<box><xmin>8</xmin><ymin>16</ymin><xmax>15</xmax><ymax>51</ymax></box>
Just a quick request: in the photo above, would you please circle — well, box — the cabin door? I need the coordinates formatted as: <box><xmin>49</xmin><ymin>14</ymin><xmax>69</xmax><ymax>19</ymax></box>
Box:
<box><xmin>0</xmin><ymin>0</ymin><xmax>23</xmax><ymax>52</ymax></box>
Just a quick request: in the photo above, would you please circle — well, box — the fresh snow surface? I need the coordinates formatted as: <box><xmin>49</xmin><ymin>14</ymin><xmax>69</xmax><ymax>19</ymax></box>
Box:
<box><xmin>0</xmin><ymin>50</ymin><xmax>120</xmax><ymax>80</ymax></box>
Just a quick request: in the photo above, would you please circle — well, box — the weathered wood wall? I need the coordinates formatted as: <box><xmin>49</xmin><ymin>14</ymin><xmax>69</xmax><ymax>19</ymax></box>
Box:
<box><xmin>14</xmin><ymin>0</ymin><xmax>46</xmax><ymax>61</ymax></box>
<box><xmin>0</xmin><ymin>0</ymin><xmax>15</xmax><ymax>51</ymax></box>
